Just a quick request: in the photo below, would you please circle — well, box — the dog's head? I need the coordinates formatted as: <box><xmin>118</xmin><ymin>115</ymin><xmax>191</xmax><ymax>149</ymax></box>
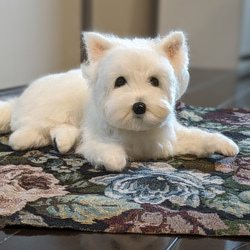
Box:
<box><xmin>81</xmin><ymin>31</ymin><xmax>189</xmax><ymax>131</ymax></box>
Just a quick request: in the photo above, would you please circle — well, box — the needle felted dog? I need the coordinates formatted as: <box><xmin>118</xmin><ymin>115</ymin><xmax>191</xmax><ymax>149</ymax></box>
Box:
<box><xmin>0</xmin><ymin>31</ymin><xmax>239</xmax><ymax>171</ymax></box>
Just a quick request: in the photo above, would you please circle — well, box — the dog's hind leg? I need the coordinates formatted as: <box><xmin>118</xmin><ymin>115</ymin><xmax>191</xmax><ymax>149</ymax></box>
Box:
<box><xmin>9</xmin><ymin>127</ymin><xmax>50</xmax><ymax>151</ymax></box>
<box><xmin>49</xmin><ymin>124</ymin><xmax>79</xmax><ymax>154</ymax></box>
<box><xmin>0</xmin><ymin>99</ymin><xmax>16</xmax><ymax>134</ymax></box>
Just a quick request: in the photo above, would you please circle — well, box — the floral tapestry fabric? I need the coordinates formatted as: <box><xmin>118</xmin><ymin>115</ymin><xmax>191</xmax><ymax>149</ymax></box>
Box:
<box><xmin>0</xmin><ymin>103</ymin><xmax>250</xmax><ymax>236</ymax></box>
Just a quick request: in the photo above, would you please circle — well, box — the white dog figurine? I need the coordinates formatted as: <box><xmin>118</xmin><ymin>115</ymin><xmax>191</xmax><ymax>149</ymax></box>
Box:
<box><xmin>0</xmin><ymin>31</ymin><xmax>239</xmax><ymax>172</ymax></box>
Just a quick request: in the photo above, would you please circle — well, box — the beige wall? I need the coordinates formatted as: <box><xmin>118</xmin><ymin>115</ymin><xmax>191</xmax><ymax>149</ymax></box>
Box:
<box><xmin>89</xmin><ymin>0</ymin><xmax>249</xmax><ymax>71</ymax></box>
<box><xmin>158</xmin><ymin>0</ymin><xmax>243</xmax><ymax>70</ymax></box>
<box><xmin>0</xmin><ymin>0</ymin><xmax>81</xmax><ymax>90</ymax></box>
<box><xmin>91</xmin><ymin>0</ymin><xmax>156</xmax><ymax>37</ymax></box>
<box><xmin>239</xmin><ymin>0</ymin><xmax>250</xmax><ymax>75</ymax></box>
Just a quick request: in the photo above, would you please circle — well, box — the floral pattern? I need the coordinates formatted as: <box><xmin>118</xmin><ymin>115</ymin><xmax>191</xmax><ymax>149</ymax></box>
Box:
<box><xmin>0</xmin><ymin>164</ymin><xmax>68</xmax><ymax>216</ymax></box>
<box><xmin>0</xmin><ymin>103</ymin><xmax>250</xmax><ymax>236</ymax></box>
<box><xmin>90</xmin><ymin>163</ymin><xmax>224</xmax><ymax>207</ymax></box>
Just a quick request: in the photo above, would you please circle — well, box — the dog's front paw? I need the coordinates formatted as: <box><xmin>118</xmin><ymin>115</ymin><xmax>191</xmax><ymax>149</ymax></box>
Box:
<box><xmin>77</xmin><ymin>142</ymin><xmax>127</xmax><ymax>172</ymax></box>
<box><xmin>96</xmin><ymin>151</ymin><xmax>127</xmax><ymax>172</ymax></box>
<box><xmin>213</xmin><ymin>134</ymin><xmax>239</xmax><ymax>156</ymax></box>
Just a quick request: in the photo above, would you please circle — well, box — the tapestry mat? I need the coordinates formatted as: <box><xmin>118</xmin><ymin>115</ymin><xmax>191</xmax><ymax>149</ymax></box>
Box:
<box><xmin>0</xmin><ymin>103</ymin><xmax>250</xmax><ymax>236</ymax></box>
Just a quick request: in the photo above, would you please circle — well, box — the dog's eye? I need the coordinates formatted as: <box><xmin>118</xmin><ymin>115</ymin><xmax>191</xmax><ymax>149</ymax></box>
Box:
<box><xmin>115</xmin><ymin>77</ymin><xmax>127</xmax><ymax>87</ymax></box>
<box><xmin>150</xmin><ymin>77</ymin><xmax>159</xmax><ymax>87</ymax></box>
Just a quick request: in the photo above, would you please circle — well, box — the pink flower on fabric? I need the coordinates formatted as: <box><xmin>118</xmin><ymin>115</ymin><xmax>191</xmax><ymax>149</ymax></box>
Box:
<box><xmin>0</xmin><ymin>165</ymin><xmax>68</xmax><ymax>216</ymax></box>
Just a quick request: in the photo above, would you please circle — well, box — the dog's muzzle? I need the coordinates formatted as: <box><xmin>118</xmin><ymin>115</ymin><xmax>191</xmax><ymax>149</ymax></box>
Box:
<box><xmin>133</xmin><ymin>102</ymin><xmax>146</xmax><ymax>115</ymax></box>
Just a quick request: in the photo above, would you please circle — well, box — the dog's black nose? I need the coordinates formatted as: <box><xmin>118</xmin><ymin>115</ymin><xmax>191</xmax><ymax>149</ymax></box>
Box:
<box><xmin>133</xmin><ymin>102</ymin><xmax>146</xmax><ymax>115</ymax></box>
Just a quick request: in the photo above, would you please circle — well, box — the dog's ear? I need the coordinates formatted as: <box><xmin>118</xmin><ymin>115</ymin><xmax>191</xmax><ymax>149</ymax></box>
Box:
<box><xmin>159</xmin><ymin>31</ymin><xmax>190</xmax><ymax>100</ymax></box>
<box><xmin>83</xmin><ymin>32</ymin><xmax>113</xmax><ymax>63</ymax></box>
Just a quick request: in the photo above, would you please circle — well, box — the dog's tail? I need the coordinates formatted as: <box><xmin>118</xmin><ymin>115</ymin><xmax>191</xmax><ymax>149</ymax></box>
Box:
<box><xmin>0</xmin><ymin>98</ymin><xmax>16</xmax><ymax>133</ymax></box>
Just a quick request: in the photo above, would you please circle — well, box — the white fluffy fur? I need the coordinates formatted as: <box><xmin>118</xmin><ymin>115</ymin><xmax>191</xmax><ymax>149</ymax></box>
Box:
<box><xmin>0</xmin><ymin>31</ymin><xmax>239</xmax><ymax>172</ymax></box>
